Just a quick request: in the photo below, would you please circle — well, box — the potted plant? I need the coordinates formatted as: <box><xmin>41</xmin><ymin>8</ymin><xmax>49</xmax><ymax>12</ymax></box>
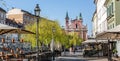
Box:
<box><xmin>113</xmin><ymin>49</ymin><xmax>118</xmax><ymax>58</ymax></box>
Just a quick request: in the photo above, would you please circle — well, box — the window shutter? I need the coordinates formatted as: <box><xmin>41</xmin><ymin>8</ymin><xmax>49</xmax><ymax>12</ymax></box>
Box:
<box><xmin>107</xmin><ymin>7</ymin><xmax>109</xmax><ymax>17</ymax></box>
<box><xmin>109</xmin><ymin>5</ymin><xmax>111</xmax><ymax>15</ymax></box>
<box><xmin>111</xmin><ymin>3</ymin><xmax>113</xmax><ymax>13</ymax></box>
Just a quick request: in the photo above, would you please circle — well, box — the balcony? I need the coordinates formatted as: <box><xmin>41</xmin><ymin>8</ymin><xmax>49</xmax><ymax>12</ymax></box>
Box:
<box><xmin>107</xmin><ymin>14</ymin><xmax>114</xmax><ymax>21</ymax></box>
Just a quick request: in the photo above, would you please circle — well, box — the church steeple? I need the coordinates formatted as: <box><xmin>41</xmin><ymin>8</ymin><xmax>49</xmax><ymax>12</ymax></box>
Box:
<box><xmin>79</xmin><ymin>13</ymin><xmax>82</xmax><ymax>20</ymax></box>
<box><xmin>65</xmin><ymin>11</ymin><xmax>69</xmax><ymax>20</ymax></box>
<box><xmin>65</xmin><ymin>11</ymin><xmax>69</xmax><ymax>29</ymax></box>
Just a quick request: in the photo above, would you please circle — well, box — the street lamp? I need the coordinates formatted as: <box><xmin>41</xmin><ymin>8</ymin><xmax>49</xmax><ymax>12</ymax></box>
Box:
<box><xmin>108</xmin><ymin>39</ymin><xmax>112</xmax><ymax>61</ymax></box>
<box><xmin>34</xmin><ymin>4</ymin><xmax>41</xmax><ymax>61</ymax></box>
<box><xmin>34</xmin><ymin>4</ymin><xmax>41</xmax><ymax>17</ymax></box>
<box><xmin>51</xmin><ymin>27</ymin><xmax>55</xmax><ymax>61</ymax></box>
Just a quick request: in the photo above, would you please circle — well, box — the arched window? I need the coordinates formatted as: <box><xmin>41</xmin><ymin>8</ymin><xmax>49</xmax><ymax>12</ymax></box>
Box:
<box><xmin>76</xmin><ymin>24</ymin><xmax>78</xmax><ymax>28</ymax></box>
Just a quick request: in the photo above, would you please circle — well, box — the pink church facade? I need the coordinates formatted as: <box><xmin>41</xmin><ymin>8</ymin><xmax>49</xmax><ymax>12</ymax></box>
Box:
<box><xmin>65</xmin><ymin>12</ymin><xmax>87</xmax><ymax>41</ymax></box>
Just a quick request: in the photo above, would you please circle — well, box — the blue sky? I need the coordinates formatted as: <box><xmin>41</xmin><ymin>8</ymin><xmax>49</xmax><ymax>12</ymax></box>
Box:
<box><xmin>1</xmin><ymin>0</ymin><xmax>95</xmax><ymax>35</ymax></box>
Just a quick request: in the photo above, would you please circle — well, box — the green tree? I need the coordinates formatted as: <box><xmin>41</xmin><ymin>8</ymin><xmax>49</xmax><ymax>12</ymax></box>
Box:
<box><xmin>22</xmin><ymin>17</ymin><xmax>67</xmax><ymax>48</ymax></box>
<box><xmin>69</xmin><ymin>33</ymin><xmax>83</xmax><ymax>47</ymax></box>
<box><xmin>22</xmin><ymin>17</ymin><xmax>83</xmax><ymax>49</ymax></box>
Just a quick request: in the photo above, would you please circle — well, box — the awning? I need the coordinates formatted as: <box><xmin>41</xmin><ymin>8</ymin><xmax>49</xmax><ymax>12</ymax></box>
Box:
<box><xmin>96</xmin><ymin>25</ymin><xmax>120</xmax><ymax>40</ymax></box>
<box><xmin>0</xmin><ymin>24</ymin><xmax>35</xmax><ymax>35</ymax></box>
<box><xmin>0</xmin><ymin>29</ymin><xmax>35</xmax><ymax>35</ymax></box>
<box><xmin>82</xmin><ymin>38</ymin><xmax>108</xmax><ymax>44</ymax></box>
<box><xmin>0</xmin><ymin>23</ymin><xmax>16</xmax><ymax>29</ymax></box>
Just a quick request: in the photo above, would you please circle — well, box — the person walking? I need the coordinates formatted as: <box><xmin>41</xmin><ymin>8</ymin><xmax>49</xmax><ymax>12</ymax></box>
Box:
<box><xmin>69</xmin><ymin>47</ymin><xmax>72</xmax><ymax>55</ymax></box>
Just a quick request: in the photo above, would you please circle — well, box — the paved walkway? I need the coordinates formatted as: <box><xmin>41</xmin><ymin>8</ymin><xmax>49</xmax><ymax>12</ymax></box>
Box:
<box><xmin>84</xmin><ymin>57</ymin><xmax>108</xmax><ymax>61</ymax></box>
<box><xmin>55</xmin><ymin>56</ymin><xmax>87</xmax><ymax>61</ymax></box>
<box><xmin>55</xmin><ymin>56</ymin><xmax>108</xmax><ymax>61</ymax></box>
<box><xmin>55</xmin><ymin>52</ymin><xmax>108</xmax><ymax>61</ymax></box>
<box><xmin>56</xmin><ymin>56</ymin><xmax>108</xmax><ymax>61</ymax></box>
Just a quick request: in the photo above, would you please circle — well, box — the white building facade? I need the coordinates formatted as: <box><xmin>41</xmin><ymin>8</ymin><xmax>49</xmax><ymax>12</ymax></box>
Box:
<box><xmin>92</xmin><ymin>10</ymin><xmax>97</xmax><ymax>37</ymax></box>
<box><xmin>94</xmin><ymin>0</ymin><xmax>107</xmax><ymax>34</ymax></box>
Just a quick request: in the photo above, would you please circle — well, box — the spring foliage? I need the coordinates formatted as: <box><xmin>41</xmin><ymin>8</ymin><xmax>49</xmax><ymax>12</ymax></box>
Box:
<box><xmin>22</xmin><ymin>17</ymin><xmax>83</xmax><ymax>48</ymax></box>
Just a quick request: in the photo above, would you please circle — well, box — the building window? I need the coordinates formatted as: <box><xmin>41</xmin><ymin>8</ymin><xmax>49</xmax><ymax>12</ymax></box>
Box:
<box><xmin>113</xmin><ymin>23</ymin><xmax>114</xmax><ymax>28</ymax></box>
<box><xmin>76</xmin><ymin>24</ymin><xmax>78</xmax><ymax>28</ymax></box>
<box><xmin>108</xmin><ymin>26</ymin><xmax>109</xmax><ymax>29</ymax></box>
<box><xmin>107</xmin><ymin>2</ymin><xmax>114</xmax><ymax>17</ymax></box>
<box><xmin>111</xmin><ymin>24</ymin><xmax>112</xmax><ymax>29</ymax></box>
<box><xmin>107</xmin><ymin>7</ymin><xmax>110</xmax><ymax>17</ymax></box>
<box><xmin>111</xmin><ymin>2</ymin><xmax>113</xmax><ymax>13</ymax></box>
<box><xmin>108</xmin><ymin>23</ymin><xmax>115</xmax><ymax>30</ymax></box>
<box><xmin>109</xmin><ymin>5</ymin><xmax>112</xmax><ymax>15</ymax></box>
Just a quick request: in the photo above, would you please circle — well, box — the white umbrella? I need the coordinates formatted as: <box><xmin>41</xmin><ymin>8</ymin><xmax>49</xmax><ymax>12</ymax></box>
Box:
<box><xmin>0</xmin><ymin>23</ymin><xmax>16</xmax><ymax>29</ymax></box>
<box><xmin>82</xmin><ymin>38</ymin><xmax>108</xmax><ymax>44</ymax></box>
<box><xmin>50</xmin><ymin>39</ymin><xmax>54</xmax><ymax>52</ymax></box>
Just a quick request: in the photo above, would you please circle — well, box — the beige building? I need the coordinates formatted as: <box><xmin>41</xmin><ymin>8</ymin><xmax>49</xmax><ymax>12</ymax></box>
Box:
<box><xmin>0</xmin><ymin>7</ymin><xmax>22</xmax><ymax>28</ymax></box>
<box><xmin>7</xmin><ymin>8</ymin><xmax>35</xmax><ymax>27</ymax></box>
